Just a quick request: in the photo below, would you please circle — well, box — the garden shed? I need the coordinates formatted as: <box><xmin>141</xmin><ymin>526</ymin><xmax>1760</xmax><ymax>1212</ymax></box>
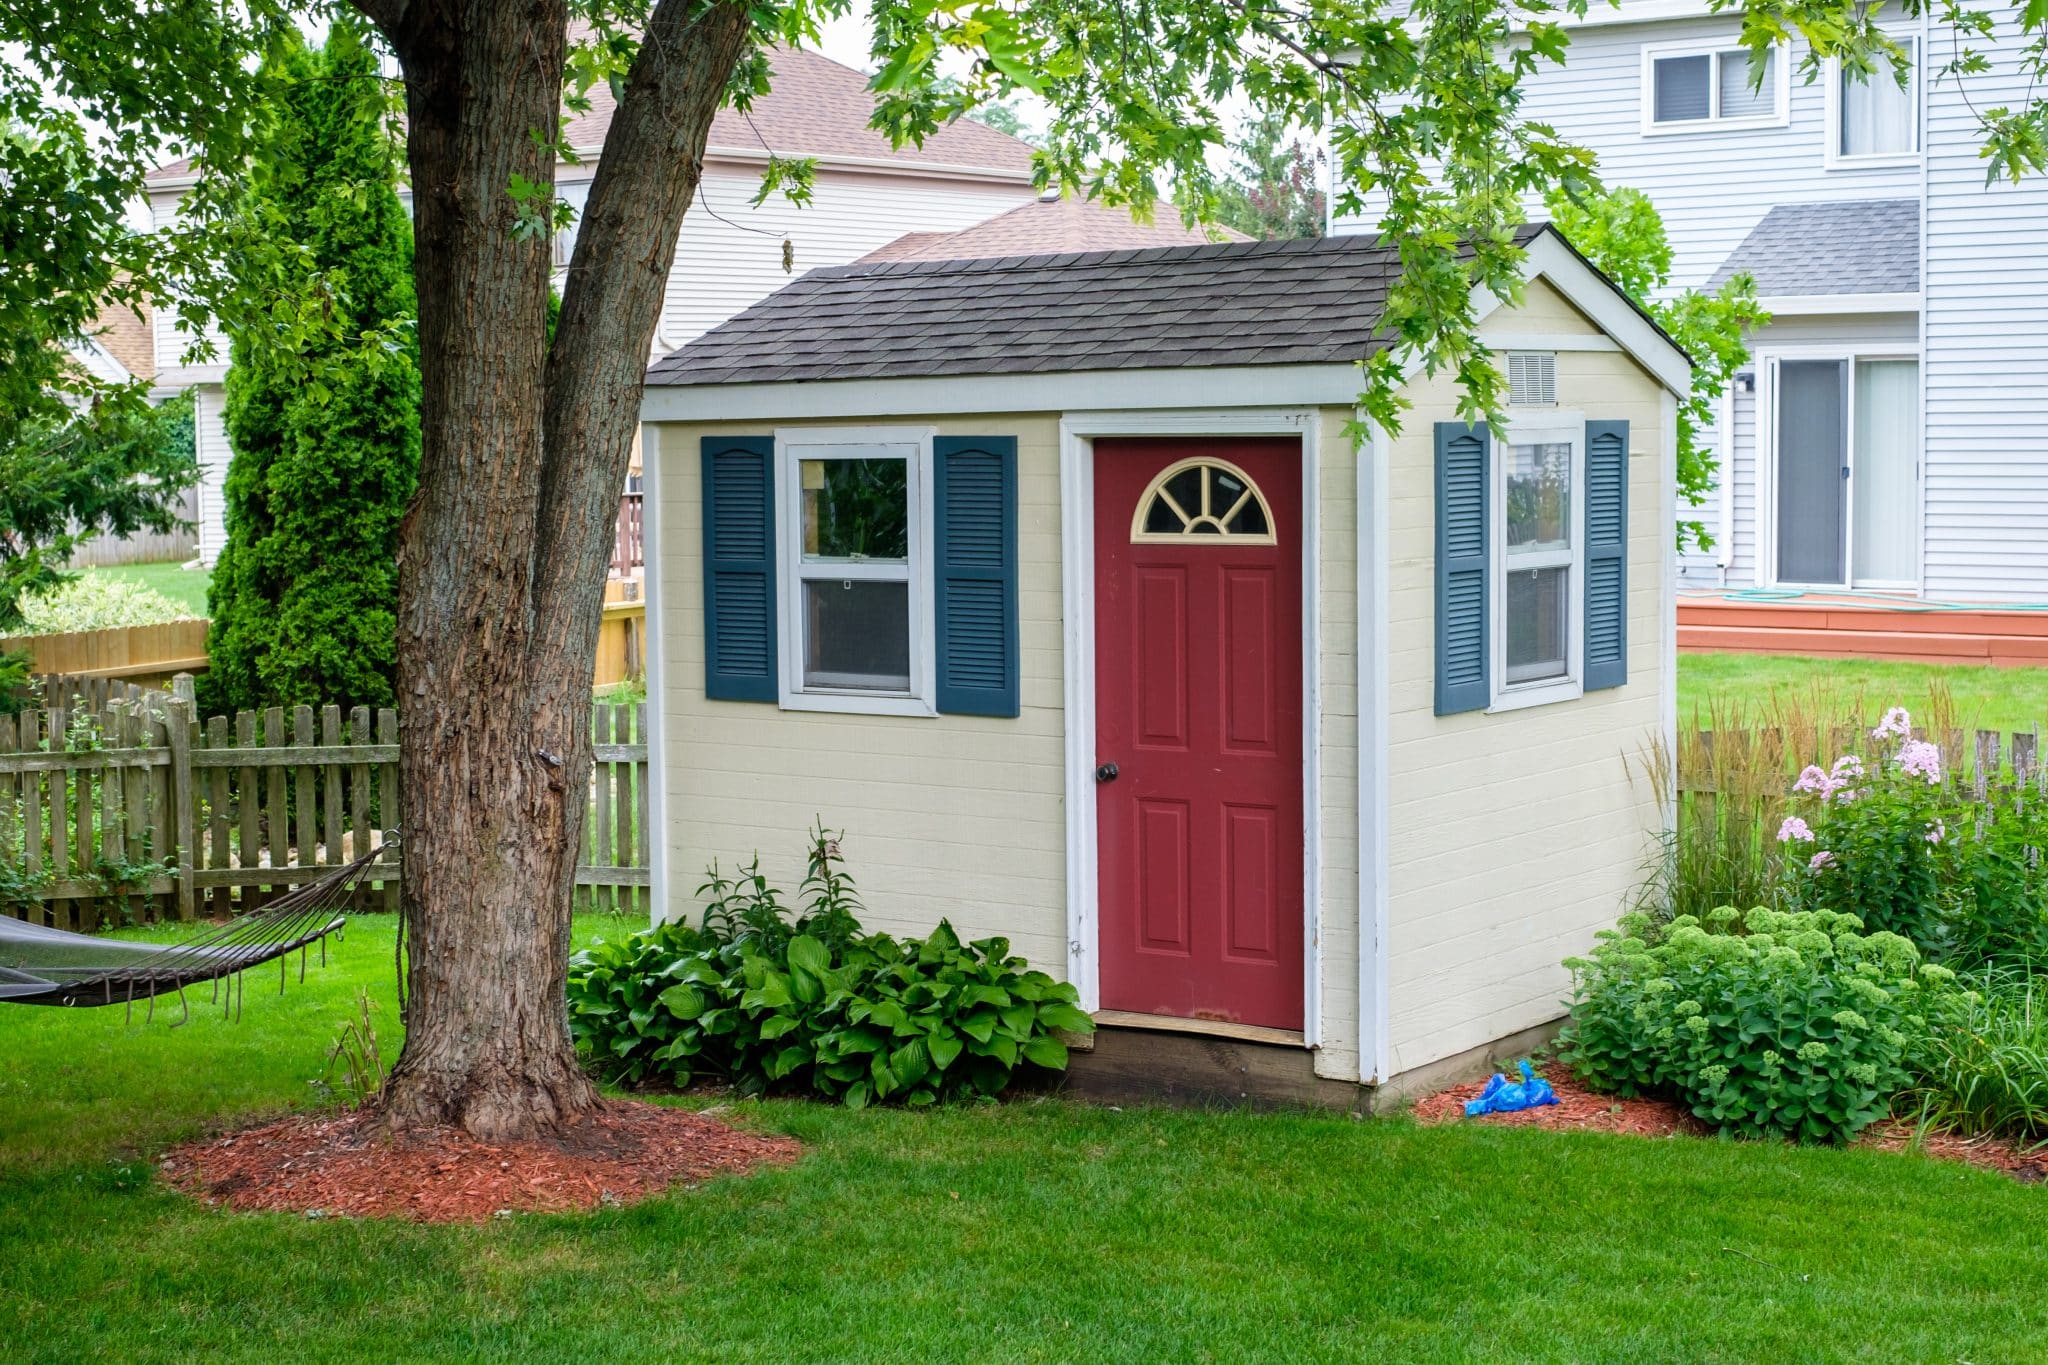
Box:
<box><xmin>637</xmin><ymin>225</ymin><xmax>1690</xmax><ymax>1098</ymax></box>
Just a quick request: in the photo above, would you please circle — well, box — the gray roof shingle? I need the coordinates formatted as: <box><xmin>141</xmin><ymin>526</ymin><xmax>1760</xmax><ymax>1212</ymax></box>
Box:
<box><xmin>648</xmin><ymin>225</ymin><xmax>1579</xmax><ymax>388</ymax></box>
<box><xmin>1709</xmin><ymin>199</ymin><xmax>1920</xmax><ymax>297</ymax></box>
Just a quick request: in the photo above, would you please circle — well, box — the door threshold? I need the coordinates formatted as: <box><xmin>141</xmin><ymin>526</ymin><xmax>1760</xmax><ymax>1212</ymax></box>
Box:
<box><xmin>1092</xmin><ymin>1009</ymin><xmax>1307</xmax><ymax>1048</ymax></box>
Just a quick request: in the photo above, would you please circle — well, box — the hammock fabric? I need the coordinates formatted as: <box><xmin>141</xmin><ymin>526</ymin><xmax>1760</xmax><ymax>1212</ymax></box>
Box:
<box><xmin>0</xmin><ymin>841</ymin><xmax>388</xmax><ymax>1015</ymax></box>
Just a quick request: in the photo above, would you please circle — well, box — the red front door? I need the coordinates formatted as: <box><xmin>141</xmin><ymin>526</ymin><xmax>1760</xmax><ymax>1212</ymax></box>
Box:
<box><xmin>1094</xmin><ymin>438</ymin><xmax>1305</xmax><ymax>1031</ymax></box>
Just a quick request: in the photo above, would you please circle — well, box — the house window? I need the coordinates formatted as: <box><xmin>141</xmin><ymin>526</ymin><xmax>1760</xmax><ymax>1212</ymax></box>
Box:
<box><xmin>1494</xmin><ymin>415</ymin><xmax>1584</xmax><ymax>709</ymax></box>
<box><xmin>1644</xmin><ymin>44</ymin><xmax>1784</xmax><ymax>131</ymax></box>
<box><xmin>1833</xmin><ymin>39</ymin><xmax>1919</xmax><ymax>163</ymax></box>
<box><xmin>776</xmin><ymin>428</ymin><xmax>933</xmax><ymax>712</ymax></box>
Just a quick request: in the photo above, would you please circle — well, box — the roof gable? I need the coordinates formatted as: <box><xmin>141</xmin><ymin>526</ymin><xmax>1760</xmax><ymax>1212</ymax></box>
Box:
<box><xmin>1709</xmin><ymin>199</ymin><xmax>1920</xmax><ymax>297</ymax></box>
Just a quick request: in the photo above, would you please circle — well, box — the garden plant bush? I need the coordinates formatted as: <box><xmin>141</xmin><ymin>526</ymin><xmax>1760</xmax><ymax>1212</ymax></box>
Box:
<box><xmin>567</xmin><ymin>828</ymin><xmax>1093</xmax><ymax>1108</ymax></box>
<box><xmin>1559</xmin><ymin>905</ymin><xmax>1957</xmax><ymax>1144</ymax></box>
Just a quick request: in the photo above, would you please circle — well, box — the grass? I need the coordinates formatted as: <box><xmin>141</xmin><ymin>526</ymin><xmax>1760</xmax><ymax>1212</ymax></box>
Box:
<box><xmin>1680</xmin><ymin>651</ymin><xmax>2048</xmax><ymax>737</ymax></box>
<box><xmin>3</xmin><ymin>917</ymin><xmax>2047</xmax><ymax>1360</ymax></box>
<box><xmin>89</xmin><ymin>558</ymin><xmax>212</xmax><ymax>619</ymax></box>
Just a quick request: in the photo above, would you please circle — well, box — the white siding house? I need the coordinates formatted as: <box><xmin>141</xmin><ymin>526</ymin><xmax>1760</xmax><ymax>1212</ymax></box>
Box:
<box><xmin>1338</xmin><ymin>3</ymin><xmax>2048</xmax><ymax>602</ymax></box>
<box><xmin>145</xmin><ymin>48</ymin><xmax>1040</xmax><ymax>565</ymax></box>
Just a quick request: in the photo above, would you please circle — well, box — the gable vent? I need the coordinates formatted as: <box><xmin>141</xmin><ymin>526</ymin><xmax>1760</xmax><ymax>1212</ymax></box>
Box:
<box><xmin>1508</xmin><ymin>352</ymin><xmax>1557</xmax><ymax>406</ymax></box>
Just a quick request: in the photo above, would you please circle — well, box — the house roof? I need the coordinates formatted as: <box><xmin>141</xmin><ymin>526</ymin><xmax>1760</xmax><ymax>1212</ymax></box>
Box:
<box><xmin>648</xmin><ymin>224</ymin><xmax>1564</xmax><ymax>388</ymax></box>
<box><xmin>859</xmin><ymin>195</ymin><xmax>1248</xmax><ymax>263</ymax></box>
<box><xmin>149</xmin><ymin>46</ymin><xmax>1035</xmax><ymax>186</ymax></box>
<box><xmin>90</xmin><ymin>297</ymin><xmax>155</xmax><ymax>382</ymax></box>
<box><xmin>1709</xmin><ymin>199</ymin><xmax>1920</xmax><ymax>297</ymax></box>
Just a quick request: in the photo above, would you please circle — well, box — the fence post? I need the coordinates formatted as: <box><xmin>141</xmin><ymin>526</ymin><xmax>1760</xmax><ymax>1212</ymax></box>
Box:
<box><xmin>167</xmin><ymin>698</ymin><xmax>196</xmax><ymax>921</ymax></box>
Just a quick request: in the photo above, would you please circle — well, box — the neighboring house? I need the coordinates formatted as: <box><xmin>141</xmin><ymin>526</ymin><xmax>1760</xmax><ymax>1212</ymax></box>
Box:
<box><xmin>636</xmin><ymin>227</ymin><xmax>1690</xmax><ymax>1100</ymax></box>
<box><xmin>1338</xmin><ymin>4</ymin><xmax>2048</xmax><ymax>605</ymax></box>
<box><xmin>859</xmin><ymin>191</ymin><xmax>1247</xmax><ymax>261</ymax></box>
<box><xmin>144</xmin><ymin>47</ymin><xmax>1043</xmax><ymax>565</ymax></box>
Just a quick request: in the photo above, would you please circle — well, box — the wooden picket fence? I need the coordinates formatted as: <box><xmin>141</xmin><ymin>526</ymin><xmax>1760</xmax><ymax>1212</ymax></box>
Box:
<box><xmin>0</xmin><ymin>676</ymin><xmax>651</xmax><ymax>929</ymax></box>
<box><xmin>1676</xmin><ymin>725</ymin><xmax>2045</xmax><ymax>799</ymax></box>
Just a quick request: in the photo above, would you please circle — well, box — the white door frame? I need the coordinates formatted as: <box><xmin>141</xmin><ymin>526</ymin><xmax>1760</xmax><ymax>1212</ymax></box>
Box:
<box><xmin>1756</xmin><ymin>344</ymin><xmax>1924</xmax><ymax>593</ymax></box>
<box><xmin>1059</xmin><ymin>408</ymin><xmax>1324</xmax><ymax>1046</ymax></box>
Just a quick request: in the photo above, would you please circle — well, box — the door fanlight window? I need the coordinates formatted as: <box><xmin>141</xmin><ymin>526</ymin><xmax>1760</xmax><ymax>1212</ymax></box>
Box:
<box><xmin>1130</xmin><ymin>457</ymin><xmax>1278</xmax><ymax>544</ymax></box>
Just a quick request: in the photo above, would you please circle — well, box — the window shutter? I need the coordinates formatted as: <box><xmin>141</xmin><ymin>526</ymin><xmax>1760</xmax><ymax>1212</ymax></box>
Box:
<box><xmin>1584</xmin><ymin>419</ymin><xmax>1630</xmax><ymax>691</ymax></box>
<box><xmin>1435</xmin><ymin>422</ymin><xmax>1491</xmax><ymax>716</ymax></box>
<box><xmin>933</xmin><ymin>435</ymin><xmax>1019</xmax><ymax>717</ymax></box>
<box><xmin>700</xmin><ymin>435</ymin><xmax>777</xmax><ymax>702</ymax></box>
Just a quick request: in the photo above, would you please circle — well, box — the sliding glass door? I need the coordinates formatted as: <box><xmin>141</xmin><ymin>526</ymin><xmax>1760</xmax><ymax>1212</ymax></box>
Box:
<box><xmin>1771</xmin><ymin>354</ymin><xmax>1919</xmax><ymax>588</ymax></box>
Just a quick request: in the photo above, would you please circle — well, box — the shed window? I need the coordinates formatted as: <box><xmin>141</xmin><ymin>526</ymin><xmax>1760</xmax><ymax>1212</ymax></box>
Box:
<box><xmin>1494</xmin><ymin>416</ymin><xmax>1585</xmax><ymax>708</ymax></box>
<box><xmin>777</xmin><ymin>429</ymin><xmax>933</xmax><ymax>711</ymax></box>
<box><xmin>1130</xmin><ymin>457</ymin><xmax>1278</xmax><ymax>543</ymax></box>
<box><xmin>1646</xmin><ymin>44</ymin><xmax>1782</xmax><ymax>129</ymax></box>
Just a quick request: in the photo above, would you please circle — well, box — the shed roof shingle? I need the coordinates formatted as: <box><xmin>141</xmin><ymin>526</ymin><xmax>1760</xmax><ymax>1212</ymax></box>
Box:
<box><xmin>1709</xmin><ymin>199</ymin><xmax>1920</xmax><ymax>296</ymax></box>
<box><xmin>648</xmin><ymin>225</ymin><xmax>1568</xmax><ymax>388</ymax></box>
<box><xmin>859</xmin><ymin>195</ymin><xmax>1246</xmax><ymax>263</ymax></box>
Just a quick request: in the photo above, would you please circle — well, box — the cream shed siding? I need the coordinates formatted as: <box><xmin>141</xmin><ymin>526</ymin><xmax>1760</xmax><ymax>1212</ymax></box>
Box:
<box><xmin>1380</xmin><ymin>338</ymin><xmax>1670</xmax><ymax>1076</ymax></box>
<box><xmin>651</xmin><ymin>415</ymin><xmax>1071</xmax><ymax>969</ymax></box>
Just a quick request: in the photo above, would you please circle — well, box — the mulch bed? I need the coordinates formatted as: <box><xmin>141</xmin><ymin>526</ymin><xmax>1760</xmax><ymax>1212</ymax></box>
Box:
<box><xmin>162</xmin><ymin>1099</ymin><xmax>800</xmax><ymax>1223</ymax></box>
<box><xmin>1416</xmin><ymin>1067</ymin><xmax>2048</xmax><ymax>1182</ymax></box>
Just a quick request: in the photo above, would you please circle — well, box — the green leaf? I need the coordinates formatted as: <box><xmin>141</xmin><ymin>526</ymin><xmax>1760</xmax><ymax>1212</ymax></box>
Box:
<box><xmin>1036</xmin><ymin>1002</ymin><xmax>1094</xmax><ymax>1034</ymax></box>
<box><xmin>657</xmin><ymin>983</ymin><xmax>706</xmax><ymax>1020</ymax></box>
<box><xmin>788</xmin><ymin>933</ymin><xmax>830</xmax><ymax>976</ymax></box>
<box><xmin>1022</xmin><ymin>1035</ymin><xmax>1069</xmax><ymax>1070</ymax></box>
<box><xmin>927</xmin><ymin>1029</ymin><xmax>964</xmax><ymax>1071</ymax></box>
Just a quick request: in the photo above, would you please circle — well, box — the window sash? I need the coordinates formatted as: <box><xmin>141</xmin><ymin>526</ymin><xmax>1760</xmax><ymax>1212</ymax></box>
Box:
<box><xmin>1838</xmin><ymin>39</ymin><xmax>1918</xmax><ymax>157</ymax></box>
<box><xmin>776</xmin><ymin>429</ymin><xmax>933</xmax><ymax>710</ymax></box>
<box><xmin>1491</xmin><ymin>417</ymin><xmax>1586</xmax><ymax>707</ymax></box>
<box><xmin>1648</xmin><ymin>44</ymin><xmax>1782</xmax><ymax>126</ymax></box>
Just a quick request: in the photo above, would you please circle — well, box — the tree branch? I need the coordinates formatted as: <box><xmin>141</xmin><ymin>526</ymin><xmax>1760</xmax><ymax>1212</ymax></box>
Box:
<box><xmin>528</xmin><ymin>0</ymin><xmax>752</xmax><ymax>678</ymax></box>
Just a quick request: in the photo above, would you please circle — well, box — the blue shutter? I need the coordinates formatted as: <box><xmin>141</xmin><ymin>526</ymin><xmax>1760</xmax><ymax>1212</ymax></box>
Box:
<box><xmin>1435</xmin><ymin>422</ymin><xmax>1491</xmax><ymax>716</ymax></box>
<box><xmin>700</xmin><ymin>436</ymin><xmax>777</xmax><ymax>702</ymax></box>
<box><xmin>1583</xmin><ymin>419</ymin><xmax>1630</xmax><ymax>691</ymax></box>
<box><xmin>933</xmin><ymin>435</ymin><xmax>1019</xmax><ymax>717</ymax></box>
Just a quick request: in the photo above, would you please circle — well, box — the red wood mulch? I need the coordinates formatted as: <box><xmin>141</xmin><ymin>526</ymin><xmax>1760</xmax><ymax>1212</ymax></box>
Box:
<box><xmin>161</xmin><ymin>1099</ymin><xmax>800</xmax><ymax>1224</ymax></box>
<box><xmin>1416</xmin><ymin>1068</ymin><xmax>2048</xmax><ymax>1183</ymax></box>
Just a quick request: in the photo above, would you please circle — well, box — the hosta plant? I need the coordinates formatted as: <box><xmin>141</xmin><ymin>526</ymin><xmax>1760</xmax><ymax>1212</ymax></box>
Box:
<box><xmin>567</xmin><ymin>826</ymin><xmax>1092</xmax><ymax>1108</ymax></box>
<box><xmin>1560</xmin><ymin>904</ymin><xmax>1957</xmax><ymax>1144</ymax></box>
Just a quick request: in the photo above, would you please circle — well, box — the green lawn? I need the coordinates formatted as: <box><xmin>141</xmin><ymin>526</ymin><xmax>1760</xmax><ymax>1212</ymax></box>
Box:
<box><xmin>1680</xmin><ymin>651</ymin><xmax>2048</xmax><ymax>736</ymax></box>
<box><xmin>91</xmin><ymin>557</ymin><xmax>213</xmax><ymax>618</ymax></box>
<box><xmin>2</xmin><ymin>917</ymin><xmax>2045</xmax><ymax>1361</ymax></box>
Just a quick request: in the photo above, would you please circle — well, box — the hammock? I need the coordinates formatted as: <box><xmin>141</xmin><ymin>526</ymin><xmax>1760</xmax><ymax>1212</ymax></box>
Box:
<box><xmin>0</xmin><ymin>840</ymin><xmax>390</xmax><ymax>1017</ymax></box>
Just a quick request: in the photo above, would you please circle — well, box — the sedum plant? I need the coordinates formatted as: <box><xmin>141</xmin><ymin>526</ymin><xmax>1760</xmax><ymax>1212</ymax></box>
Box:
<box><xmin>567</xmin><ymin>827</ymin><xmax>1092</xmax><ymax>1108</ymax></box>
<box><xmin>1560</xmin><ymin>905</ymin><xmax>1958</xmax><ymax>1145</ymax></box>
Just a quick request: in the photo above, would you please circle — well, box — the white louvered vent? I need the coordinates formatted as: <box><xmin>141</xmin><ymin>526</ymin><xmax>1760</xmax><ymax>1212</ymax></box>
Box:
<box><xmin>1508</xmin><ymin>352</ymin><xmax>1557</xmax><ymax>406</ymax></box>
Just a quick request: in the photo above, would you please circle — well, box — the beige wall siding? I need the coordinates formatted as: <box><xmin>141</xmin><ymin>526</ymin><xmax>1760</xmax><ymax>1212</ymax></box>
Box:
<box><xmin>1380</xmin><ymin>345</ymin><xmax>1669</xmax><ymax>1078</ymax></box>
<box><xmin>650</xmin><ymin>416</ymin><xmax>1071</xmax><ymax>969</ymax></box>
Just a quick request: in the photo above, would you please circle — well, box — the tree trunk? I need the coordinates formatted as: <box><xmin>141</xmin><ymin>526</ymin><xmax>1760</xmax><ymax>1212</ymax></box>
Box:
<box><xmin>357</xmin><ymin>0</ymin><xmax>750</xmax><ymax>1141</ymax></box>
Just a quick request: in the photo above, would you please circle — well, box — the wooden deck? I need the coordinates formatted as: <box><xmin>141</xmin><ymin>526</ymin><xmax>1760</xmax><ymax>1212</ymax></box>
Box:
<box><xmin>1679</xmin><ymin>591</ymin><xmax>2048</xmax><ymax>667</ymax></box>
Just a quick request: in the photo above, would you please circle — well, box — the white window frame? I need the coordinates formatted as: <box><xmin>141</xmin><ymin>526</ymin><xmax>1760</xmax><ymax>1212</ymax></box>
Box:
<box><xmin>773</xmin><ymin>425</ymin><xmax>938</xmax><ymax>717</ymax></box>
<box><xmin>1490</xmin><ymin>411</ymin><xmax>1587</xmax><ymax>714</ymax></box>
<box><xmin>1639</xmin><ymin>39</ymin><xmax>1792</xmax><ymax>135</ymax></box>
<box><xmin>1823</xmin><ymin>37</ymin><xmax>1922</xmax><ymax>170</ymax></box>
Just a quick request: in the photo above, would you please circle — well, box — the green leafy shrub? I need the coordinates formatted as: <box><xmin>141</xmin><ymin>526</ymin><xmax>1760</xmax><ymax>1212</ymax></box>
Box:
<box><xmin>1901</xmin><ymin>969</ymin><xmax>2048</xmax><ymax>1140</ymax></box>
<box><xmin>567</xmin><ymin>829</ymin><xmax>1092</xmax><ymax>1108</ymax></box>
<box><xmin>1560</xmin><ymin>905</ymin><xmax>1957</xmax><ymax>1144</ymax></box>
<box><xmin>12</xmin><ymin>571</ymin><xmax>194</xmax><ymax>635</ymax></box>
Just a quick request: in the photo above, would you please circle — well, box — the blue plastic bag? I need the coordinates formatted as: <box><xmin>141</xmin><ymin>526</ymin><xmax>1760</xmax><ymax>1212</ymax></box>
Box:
<box><xmin>1463</xmin><ymin>1060</ymin><xmax>1560</xmax><ymax>1117</ymax></box>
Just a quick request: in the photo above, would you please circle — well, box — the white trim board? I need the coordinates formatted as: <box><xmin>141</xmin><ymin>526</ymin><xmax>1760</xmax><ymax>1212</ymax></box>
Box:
<box><xmin>1058</xmin><ymin>407</ymin><xmax>1326</xmax><ymax>1048</ymax></box>
<box><xmin>1755</xmin><ymin>293</ymin><xmax>1921</xmax><ymax>317</ymax></box>
<box><xmin>642</xmin><ymin>422</ymin><xmax>670</xmax><ymax>925</ymax></box>
<box><xmin>1357</xmin><ymin>421</ymin><xmax>1392</xmax><ymax>1085</ymax></box>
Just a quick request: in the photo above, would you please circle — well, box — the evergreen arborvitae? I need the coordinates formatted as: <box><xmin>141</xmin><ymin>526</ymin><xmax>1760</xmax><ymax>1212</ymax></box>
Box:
<box><xmin>202</xmin><ymin>22</ymin><xmax>419</xmax><ymax>715</ymax></box>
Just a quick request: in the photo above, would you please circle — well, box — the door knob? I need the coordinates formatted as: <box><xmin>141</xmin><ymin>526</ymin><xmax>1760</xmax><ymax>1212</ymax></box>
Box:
<box><xmin>1095</xmin><ymin>761</ymin><xmax>1119</xmax><ymax>783</ymax></box>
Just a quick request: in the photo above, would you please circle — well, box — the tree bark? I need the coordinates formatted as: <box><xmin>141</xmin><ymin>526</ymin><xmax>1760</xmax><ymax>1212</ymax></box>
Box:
<box><xmin>358</xmin><ymin>0</ymin><xmax>751</xmax><ymax>1141</ymax></box>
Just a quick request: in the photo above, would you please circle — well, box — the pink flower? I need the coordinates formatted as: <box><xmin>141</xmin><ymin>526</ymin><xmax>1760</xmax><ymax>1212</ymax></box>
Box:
<box><xmin>1810</xmin><ymin>850</ymin><xmax>1837</xmax><ymax>871</ymax></box>
<box><xmin>1872</xmin><ymin>707</ymin><xmax>1912</xmax><ymax>740</ymax></box>
<box><xmin>1897</xmin><ymin>739</ymin><xmax>1943</xmax><ymax>785</ymax></box>
<box><xmin>1926</xmin><ymin>819</ymin><xmax>1946</xmax><ymax>844</ymax></box>
<box><xmin>1777</xmin><ymin>816</ymin><xmax>1814</xmax><ymax>843</ymax></box>
<box><xmin>1832</xmin><ymin>755</ymin><xmax>1865</xmax><ymax>780</ymax></box>
<box><xmin>1793</xmin><ymin>765</ymin><xmax>1838</xmax><ymax>798</ymax></box>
